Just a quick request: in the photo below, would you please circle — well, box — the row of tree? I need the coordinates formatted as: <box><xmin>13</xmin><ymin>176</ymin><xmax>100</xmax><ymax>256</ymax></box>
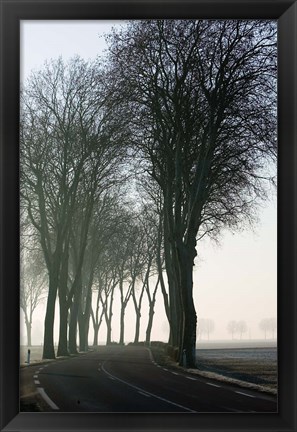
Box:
<box><xmin>21</xmin><ymin>175</ymin><xmax>165</xmax><ymax>355</ymax></box>
<box><xmin>195</xmin><ymin>318</ymin><xmax>277</xmax><ymax>340</ymax></box>
<box><xmin>227</xmin><ymin>318</ymin><xmax>277</xmax><ymax>340</ymax></box>
<box><xmin>21</xmin><ymin>20</ymin><xmax>277</xmax><ymax>367</ymax></box>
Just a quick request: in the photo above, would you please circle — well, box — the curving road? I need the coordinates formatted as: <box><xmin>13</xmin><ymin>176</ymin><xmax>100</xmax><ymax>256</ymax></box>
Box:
<box><xmin>20</xmin><ymin>345</ymin><xmax>277</xmax><ymax>413</ymax></box>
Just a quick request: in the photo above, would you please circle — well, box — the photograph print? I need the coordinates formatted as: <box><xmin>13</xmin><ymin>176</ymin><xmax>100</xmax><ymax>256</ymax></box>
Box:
<box><xmin>20</xmin><ymin>19</ymin><xmax>277</xmax><ymax>413</ymax></box>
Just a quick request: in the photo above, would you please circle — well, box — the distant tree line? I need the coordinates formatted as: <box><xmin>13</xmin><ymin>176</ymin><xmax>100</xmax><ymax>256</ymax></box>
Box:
<box><xmin>197</xmin><ymin>318</ymin><xmax>215</xmax><ymax>340</ymax></box>
<box><xmin>20</xmin><ymin>19</ymin><xmax>277</xmax><ymax>367</ymax></box>
<box><xmin>259</xmin><ymin>317</ymin><xmax>277</xmax><ymax>339</ymax></box>
<box><xmin>226</xmin><ymin>318</ymin><xmax>277</xmax><ymax>340</ymax></box>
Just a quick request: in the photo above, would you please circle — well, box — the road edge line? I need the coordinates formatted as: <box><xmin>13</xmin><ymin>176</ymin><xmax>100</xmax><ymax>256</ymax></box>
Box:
<box><xmin>37</xmin><ymin>387</ymin><xmax>59</xmax><ymax>410</ymax></box>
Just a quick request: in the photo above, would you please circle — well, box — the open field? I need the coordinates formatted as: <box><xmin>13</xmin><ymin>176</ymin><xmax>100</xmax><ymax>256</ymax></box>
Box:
<box><xmin>20</xmin><ymin>346</ymin><xmax>52</xmax><ymax>365</ymax></box>
<box><xmin>196</xmin><ymin>340</ymin><xmax>277</xmax><ymax>349</ymax></box>
<box><xmin>195</xmin><ymin>347</ymin><xmax>277</xmax><ymax>391</ymax></box>
<box><xmin>149</xmin><ymin>342</ymin><xmax>277</xmax><ymax>394</ymax></box>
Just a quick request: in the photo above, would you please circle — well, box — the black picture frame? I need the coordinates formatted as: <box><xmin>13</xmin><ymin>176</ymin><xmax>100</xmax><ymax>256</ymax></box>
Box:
<box><xmin>0</xmin><ymin>0</ymin><xmax>296</xmax><ymax>431</ymax></box>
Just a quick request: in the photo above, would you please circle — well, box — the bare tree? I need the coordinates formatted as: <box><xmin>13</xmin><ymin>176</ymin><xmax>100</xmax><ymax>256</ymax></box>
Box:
<box><xmin>116</xmin><ymin>217</ymin><xmax>144</xmax><ymax>345</ymax></box>
<box><xmin>136</xmin><ymin>175</ymin><xmax>170</xmax><ymax>344</ymax></box>
<box><xmin>197</xmin><ymin>318</ymin><xmax>215</xmax><ymax>340</ymax></box>
<box><xmin>237</xmin><ymin>320</ymin><xmax>248</xmax><ymax>339</ymax></box>
<box><xmin>227</xmin><ymin>320</ymin><xmax>238</xmax><ymax>340</ymax></box>
<box><xmin>259</xmin><ymin>317</ymin><xmax>277</xmax><ymax>339</ymax></box>
<box><xmin>131</xmin><ymin>205</ymin><xmax>163</xmax><ymax>344</ymax></box>
<box><xmin>107</xmin><ymin>20</ymin><xmax>277</xmax><ymax>367</ymax></box>
<box><xmin>268</xmin><ymin>317</ymin><xmax>277</xmax><ymax>339</ymax></box>
<box><xmin>20</xmin><ymin>57</ymin><xmax>129</xmax><ymax>358</ymax></box>
<box><xmin>20</xmin><ymin>247</ymin><xmax>47</xmax><ymax>347</ymax></box>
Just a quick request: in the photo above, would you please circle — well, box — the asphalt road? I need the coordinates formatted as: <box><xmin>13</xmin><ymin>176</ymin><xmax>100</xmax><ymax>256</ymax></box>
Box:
<box><xmin>20</xmin><ymin>345</ymin><xmax>277</xmax><ymax>413</ymax></box>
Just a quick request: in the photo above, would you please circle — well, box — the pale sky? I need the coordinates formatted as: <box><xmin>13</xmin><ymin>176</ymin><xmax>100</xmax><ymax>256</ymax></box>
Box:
<box><xmin>20</xmin><ymin>21</ymin><xmax>277</xmax><ymax>345</ymax></box>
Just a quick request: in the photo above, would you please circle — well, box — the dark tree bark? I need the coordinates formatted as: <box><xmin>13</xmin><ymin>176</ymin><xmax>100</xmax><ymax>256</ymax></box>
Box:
<box><xmin>68</xmin><ymin>276</ymin><xmax>82</xmax><ymax>354</ymax></box>
<box><xmin>25</xmin><ymin>319</ymin><xmax>32</xmax><ymax>347</ymax></box>
<box><xmin>107</xmin><ymin>20</ymin><xmax>276</xmax><ymax>367</ymax></box>
<box><xmin>119</xmin><ymin>277</ymin><xmax>133</xmax><ymax>345</ymax></box>
<box><xmin>145</xmin><ymin>276</ymin><xmax>159</xmax><ymax>344</ymax></box>
<box><xmin>57</xmin><ymin>237</ymin><xmax>70</xmax><ymax>357</ymax></box>
<box><xmin>42</xmin><ymin>259</ymin><xmax>60</xmax><ymax>359</ymax></box>
<box><xmin>21</xmin><ymin>57</ymin><xmax>129</xmax><ymax>360</ymax></box>
<box><xmin>132</xmin><ymin>280</ymin><xmax>145</xmax><ymax>344</ymax></box>
<box><xmin>78</xmin><ymin>287</ymin><xmax>92</xmax><ymax>352</ymax></box>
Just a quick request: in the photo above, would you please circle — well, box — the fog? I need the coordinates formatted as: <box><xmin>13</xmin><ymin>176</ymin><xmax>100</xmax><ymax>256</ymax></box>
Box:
<box><xmin>20</xmin><ymin>198</ymin><xmax>276</xmax><ymax>345</ymax></box>
<box><xmin>20</xmin><ymin>21</ymin><xmax>277</xmax><ymax>346</ymax></box>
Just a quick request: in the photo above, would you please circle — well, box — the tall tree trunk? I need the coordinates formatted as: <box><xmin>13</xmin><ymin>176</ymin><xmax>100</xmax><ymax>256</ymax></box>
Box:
<box><xmin>105</xmin><ymin>295</ymin><xmax>114</xmax><ymax>345</ymax></box>
<box><xmin>132</xmin><ymin>278</ymin><xmax>145</xmax><ymax>344</ymax></box>
<box><xmin>68</xmin><ymin>280</ymin><xmax>81</xmax><ymax>354</ymax></box>
<box><xmin>78</xmin><ymin>284</ymin><xmax>93</xmax><ymax>352</ymax></box>
<box><xmin>134</xmin><ymin>312</ymin><xmax>141</xmax><ymax>344</ymax></box>
<box><xmin>177</xmin><ymin>240</ymin><xmax>197</xmax><ymax>368</ymax></box>
<box><xmin>84</xmin><ymin>286</ymin><xmax>93</xmax><ymax>350</ymax></box>
<box><xmin>91</xmin><ymin>303</ymin><xmax>104</xmax><ymax>346</ymax></box>
<box><xmin>42</xmin><ymin>266</ymin><xmax>59</xmax><ymax>359</ymax></box>
<box><xmin>145</xmin><ymin>278</ymin><xmax>159</xmax><ymax>344</ymax></box>
<box><xmin>25</xmin><ymin>319</ymin><xmax>32</xmax><ymax>347</ymax></box>
<box><xmin>93</xmin><ymin>324</ymin><xmax>100</xmax><ymax>346</ymax></box>
<box><xmin>57</xmin><ymin>243</ymin><xmax>70</xmax><ymax>357</ymax></box>
<box><xmin>145</xmin><ymin>309</ymin><xmax>154</xmax><ymax>345</ymax></box>
<box><xmin>78</xmin><ymin>306</ymin><xmax>86</xmax><ymax>352</ymax></box>
<box><xmin>119</xmin><ymin>307</ymin><xmax>125</xmax><ymax>345</ymax></box>
<box><xmin>119</xmin><ymin>278</ymin><xmax>130</xmax><ymax>345</ymax></box>
<box><xmin>106</xmin><ymin>322</ymin><xmax>112</xmax><ymax>345</ymax></box>
<box><xmin>57</xmin><ymin>297</ymin><xmax>69</xmax><ymax>356</ymax></box>
<box><xmin>163</xmin><ymin>213</ymin><xmax>181</xmax><ymax>349</ymax></box>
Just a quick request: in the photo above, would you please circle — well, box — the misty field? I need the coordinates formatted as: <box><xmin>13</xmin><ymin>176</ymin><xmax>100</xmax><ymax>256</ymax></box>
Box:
<box><xmin>20</xmin><ymin>345</ymin><xmax>51</xmax><ymax>365</ymax></box>
<box><xmin>196</xmin><ymin>346</ymin><xmax>277</xmax><ymax>391</ymax></box>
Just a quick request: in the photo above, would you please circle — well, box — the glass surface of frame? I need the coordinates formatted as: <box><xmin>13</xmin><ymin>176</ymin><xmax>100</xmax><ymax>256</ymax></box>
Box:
<box><xmin>19</xmin><ymin>18</ymin><xmax>278</xmax><ymax>414</ymax></box>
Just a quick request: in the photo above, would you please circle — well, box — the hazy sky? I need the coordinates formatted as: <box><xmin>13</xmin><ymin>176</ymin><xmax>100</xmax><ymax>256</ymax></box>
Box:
<box><xmin>20</xmin><ymin>21</ymin><xmax>277</xmax><ymax>345</ymax></box>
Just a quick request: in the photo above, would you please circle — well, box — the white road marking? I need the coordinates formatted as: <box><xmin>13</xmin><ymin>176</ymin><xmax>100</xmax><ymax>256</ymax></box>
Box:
<box><xmin>102</xmin><ymin>363</ymin><xmax>196</xmax><ymax>413</ymax></box>
<box><xmin>206</xmin><ymin>382</ymin><xmax>221</xmax><ymax>388</ymax></box>
<box><xmin>138</xmin><ymin>391</ymin><xmax>151</xmax><ymax>398</ymax></box>
<box><xmin>37</xmin><ymin>387</ymin><xmax>59</xmax><ymax>410</ymax></box>
<box><xmin>163</xmin><ymin>368</ymin><xmax>168</xmax><ymax>371</ymax></box>
<box><xmin>172</xmin><ymin>372</ymin><xmax>179</xmax><ymax>375</ymax></box>
<box><xmin>186</xmin><ymin>376</ymin><xmax>196</xmax><ymax>381</ymax></box>
<box><xmin>235</xmin><ymin>391</ymin><xmax>256</xmax><ymax>399</ymax></box>
<box><xmin>33</xmin><ymin>375</ymin><xmax>38</xmax><ymax>379</ymax></box>
<box><xmin>34</xmin><ymin>380</ymin><xmax>40</xmax><ymax>385</ymax></box>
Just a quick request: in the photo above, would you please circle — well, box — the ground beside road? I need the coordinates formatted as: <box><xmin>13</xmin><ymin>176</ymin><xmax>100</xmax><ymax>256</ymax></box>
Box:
<box><xmin>149</xmin><ymin>343</ymin><xmax>277</xmax><ymax>395</ymax></box>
